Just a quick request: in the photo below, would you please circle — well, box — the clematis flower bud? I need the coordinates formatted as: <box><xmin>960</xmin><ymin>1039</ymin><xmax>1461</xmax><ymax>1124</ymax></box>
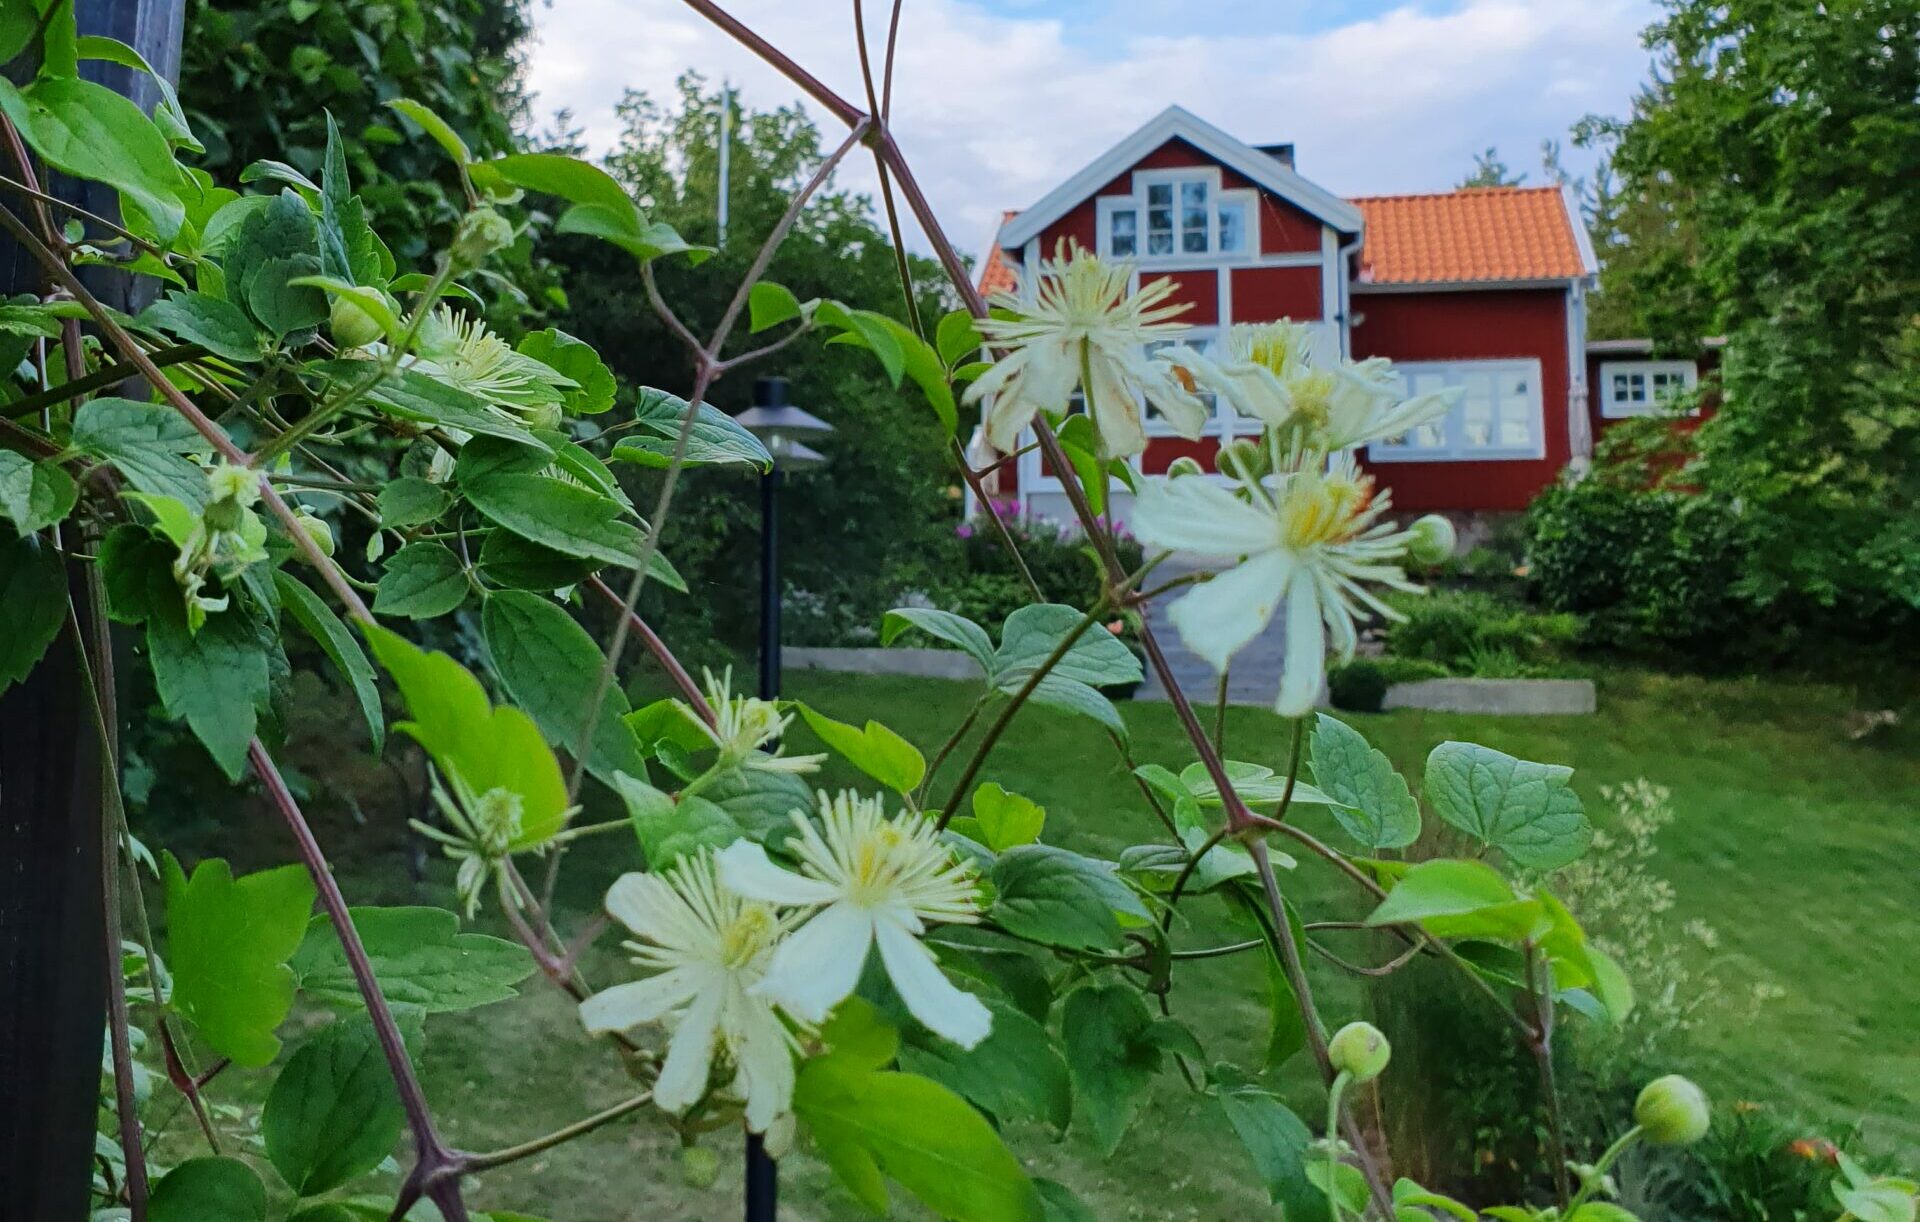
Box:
<box><xmin>450</xmin><ymin>207</ymin><xmax>515</xmax><ymax>270</ymax></box>
<box><xmin>1406</xmin><ymin>514</ymin><xmax>1457</xmax><ymax>565</ymax></box>
<box><xmin>1165</xmin><ymin>456</ymin><xmax>1205</xmax><ymax>479</ymax></box>
<box><xmin>679</xmin><ymin>1145</ymin><xmax>720</xmax><ymax>1189</ymax></box>
<box><xmin>1328</xmin><ymin>1021</ymin><xmax>1391</xmax><ymax>1083</ymax></box>
<box><xmin>292</xmin><ymin>511</ymin><xmax>335</xmax><ymax>560</ymax></box>
<box><xmin>1214</xmin><ymin>438</ymin><xmax>1267</xmax><ymax>484</ymax></box>
<box><xmin>1635</xmin><ymin>1075</ymin><xmax>1710</xmax><ymax>1146</ymax></box>
<box><xmin>329</xmin><ymin>294</ymin><xmax>384</xmax><ymax>349</ymax></box>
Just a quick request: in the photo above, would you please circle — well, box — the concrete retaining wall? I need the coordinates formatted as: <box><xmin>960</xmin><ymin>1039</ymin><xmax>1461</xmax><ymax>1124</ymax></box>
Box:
<box><xmin>1383</xmin><ymin>678</ymin><xmax>1596</xmax><ymax>715</ymax></box>
<box><xmin>785</xmin><ymin>646</ymin><xmax>981</xmax><ymax>682</ymax></box>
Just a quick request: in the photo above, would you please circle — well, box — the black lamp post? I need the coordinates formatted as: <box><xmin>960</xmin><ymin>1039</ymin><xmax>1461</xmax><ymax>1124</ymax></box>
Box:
<box><xmin>734</xmin><ymin>376</ymin><xmax>832</xmax><ymax>704</ymax></box>
<box><xmin>730</xmin><ymin>375</ymin><xmax>831</xmax><ymax>1221</ymax></box>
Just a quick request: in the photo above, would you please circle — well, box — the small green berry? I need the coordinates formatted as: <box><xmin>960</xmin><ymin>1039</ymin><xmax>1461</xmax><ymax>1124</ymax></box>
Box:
<box><xmin>329</xmin><ymin>294</ymin><xmax>384</xmax><ymax>349</ymax></box>
<box><xmin>1164</xmin><ymin>456</ymin><xmax>1205</xmax><ymax>480</ymax></box>
<box><xmin>292</xmin><ymin>511</ymin><xmax>335</xmax><ymax>560</ymax></box>
<box><xmin>1214</xmin><ymin>438</ymin><xmax>1267</xmax><ymax>483</ymax></box>
<box><xmin>451</xmin><ymin>207</ymin><xmax>515</xmax><ymax>270</ymax></box>
<box><xmin>1328</xmin><ymin>1021</ymin><xmax>1391</xmax><ymax>1083</ymax></box>
<box><xmin>1634</xmin><ymin>1074</ymin><xmax>1710</xmax><ymax>1146</ymax></box>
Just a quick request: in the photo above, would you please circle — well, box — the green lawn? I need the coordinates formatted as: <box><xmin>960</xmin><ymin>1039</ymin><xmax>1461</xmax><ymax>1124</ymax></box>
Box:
<box><xmin>244</xmin><ymin>665</ymin><xmax>1918</xmax><ymax>1220</ymax></box>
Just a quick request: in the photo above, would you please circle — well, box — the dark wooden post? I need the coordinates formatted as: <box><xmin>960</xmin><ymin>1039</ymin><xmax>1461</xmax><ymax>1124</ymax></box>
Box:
<box><xmin>0</xmin><ymin>3</ymin><xmax>184</xmax><ymax>1217</ymax></box>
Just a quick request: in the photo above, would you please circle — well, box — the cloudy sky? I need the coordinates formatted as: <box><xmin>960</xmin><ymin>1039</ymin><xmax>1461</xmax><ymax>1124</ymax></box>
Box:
<box><xmin>524</xmin><ymin>0</ymin><xmax>1660</xmax><ymax>258</ymax></box>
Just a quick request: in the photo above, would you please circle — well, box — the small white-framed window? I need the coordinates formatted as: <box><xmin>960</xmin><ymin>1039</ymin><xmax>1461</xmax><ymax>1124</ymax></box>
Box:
<box><xmin>1143</xmin><ymin>331</ymin><xmax>1224</xmax><ymax>434</ymax></box>
<box><xmin>1098</xmin><ymin>169</ymin><xmax>1257</xmax><ymax>264</ymax></box>
<box><xmin>1369</xmin><ymin>359</ymin><xmax>1546</xmax><ymax>462</ymax></box>
<box><xmin>1599</xmin><ymin>359</ymin><xmax>1698</xmax><ymax>418</ymax></box>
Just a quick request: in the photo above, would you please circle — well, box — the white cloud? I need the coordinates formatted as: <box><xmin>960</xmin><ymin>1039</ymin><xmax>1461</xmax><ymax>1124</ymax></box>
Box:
<box><xmin>525</xmin><ymin>0</ymin><xmax>1657</xmax><ymax>259</ymax></box>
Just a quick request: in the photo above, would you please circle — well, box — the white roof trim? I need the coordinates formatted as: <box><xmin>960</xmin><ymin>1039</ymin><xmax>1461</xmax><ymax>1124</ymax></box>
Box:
<box><xmin>999</xmin><ymin>105</ymin><xmax>1363</xmax><ymax>251</ymax></box>
<box><xmin>1560</xmin><ymin>183</ymin><xmax>1599</xmax><ymax>279</ymax></box>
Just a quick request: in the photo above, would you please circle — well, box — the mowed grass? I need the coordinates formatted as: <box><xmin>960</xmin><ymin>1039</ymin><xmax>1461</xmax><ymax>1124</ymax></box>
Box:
<box><xmin>238</xmin><ymin>665</ymin><xmax>1918</xmax><ymax>1220</ymax></box>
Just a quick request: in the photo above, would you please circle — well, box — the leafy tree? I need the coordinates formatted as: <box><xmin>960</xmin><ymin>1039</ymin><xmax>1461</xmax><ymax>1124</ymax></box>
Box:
<box><xmin>551</xmin><ymin>75</ymin><xmax>962</xmax><ymax>653</ymax></box>
<box><xmin>1599</xmin><ymin>0</ymin><xmax>1920</xmax><ymax>624</ymax></box>
<box><xmin>1457</xmin><ymin>145</ymin><xmax>1526</xmax><ymax>188</ymax></box>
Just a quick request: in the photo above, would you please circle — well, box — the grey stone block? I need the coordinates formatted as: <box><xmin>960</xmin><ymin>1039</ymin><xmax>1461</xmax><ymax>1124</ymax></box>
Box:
<box><xmin>784</xmin><ymin>647</ymin><xmax>982</xmax><ymax>682</ymax></box>
<box><xmin>1382</xmin><ymin>678</ymin><xmax>1596</xmax><ymax>715</ymax></box>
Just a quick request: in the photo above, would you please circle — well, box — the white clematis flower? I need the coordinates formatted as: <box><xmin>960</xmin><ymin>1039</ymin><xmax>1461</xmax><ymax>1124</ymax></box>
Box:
<box><xmin>578</xmin><ymin>852</ymin><xmax>799</xmax><ymax>1133</ymax></box>
<box><xmin>1167</xmin><ymin>320</ymin><xmax>1457</xmax><ymax>451</ymax></box>
<box><xmin>403</xmin><ymin>306</ymin><xmax>577</xmax><ymax>429</ymax></box>
<box><xmin>715</xmin><ymin>791</ymin><xmax>991</xmax><ymax>1049</ymax></box>
<box><xmin>689</xmin><ymin>667</ymin><xmax>825</xmax><ymax>775</ymax></box>
<box><xmin>1131</xmin><ymin>454</ymin><xmax>1425</xmax><ymax>718</ymax></box>
<box><xmin>966</xmin><ymin>242</ymin><xmax>1207</xmax><ymax>459</ymax></box>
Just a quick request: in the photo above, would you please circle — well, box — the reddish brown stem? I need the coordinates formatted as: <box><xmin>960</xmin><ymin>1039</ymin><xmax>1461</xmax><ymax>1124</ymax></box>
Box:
<box><xmin>585</xmin><ymin>574</ymin><xmax>716</xmax><ymax>727</ymax></box>
<box><xmin>247</xmin><ymin>741</ymin><xmax>469</xmax><ymax>1221</ymax></box>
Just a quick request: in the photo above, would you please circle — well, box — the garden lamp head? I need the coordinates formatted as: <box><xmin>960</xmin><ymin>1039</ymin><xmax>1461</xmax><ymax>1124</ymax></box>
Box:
<box><xmin>735</xmin><ymin>376</ymin><xmax>833</xmax><ymax>472</ymax></box>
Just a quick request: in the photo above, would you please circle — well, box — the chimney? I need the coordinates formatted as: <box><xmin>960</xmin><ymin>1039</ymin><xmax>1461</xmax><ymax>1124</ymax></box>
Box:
<box><xmin>1257</xmin><ymin>142</ymin><xmax>1296</xmax><ymax>169</ymax></box>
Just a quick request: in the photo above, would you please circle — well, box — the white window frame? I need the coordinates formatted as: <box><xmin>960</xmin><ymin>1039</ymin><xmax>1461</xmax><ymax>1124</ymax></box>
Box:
<box><xmin>1598</xmin><ymin>359</ymin><xmax>1698</xmax><ymax>418</ymax></box>
<box><xmin>1141</xmin><ymin>327</ymin><xmax>1229</xmax><ymax>437</ymax></box>
<box><xmin>1368</xmin><ymin>358</ymin><xmax>1547</xmax><ymax>462</ymax></box>
<box><xmin>1096</xmin><ymin>167</ymin><xmax>1258</xmax><ymax>266</ymax></box>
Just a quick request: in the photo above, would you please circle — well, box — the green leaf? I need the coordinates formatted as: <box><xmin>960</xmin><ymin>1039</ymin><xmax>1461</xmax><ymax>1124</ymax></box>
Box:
<box><xmin>881</xmin><ymin>607</ymin><xmax>996</xmax><ymax>675</ymax></box>
<box><xmin>311</xmin><ymin>362</ymin><xmax>548</xmax><ymax>450</ymax></box>
<box><xmin>1364</xmin><ymin>858</ymin><xmax>1547</xmax><ymax>942</ymax></box>
<box><xmin>1309</xmin><ymin>714</ymin><xmax>1421</xmax><ymax>850</ymax></box>
<box><xmin>162</xmin><ymin>853</ymin><xmax>315</xmax><ymax>1066</ymax></box>
<box><xmin>374</xmin><ymin>542</ymin><xmax>469</xmax><ymax>619</ymax></box>
<box><xmin>0</xmin><ymin>533</ymin><xmax>66</xmax><ymax>695</ymax></box>
<box><xmin>5</xmin><ymin>74</ymin><xmax>185</xmax><ymax>240</ymax></box>
<box><xmin>469</xmin><ymin>151</ymin><xmax>630</xmax><ymax>213</ymax></box>
<box><xmin>73</xmin><ymin>34</ymin><xmax>202</xmax><ymax>152</ymax></box>
<box><xmin>1026</xmin><ymin>672</ymin><xmax>1127</xmax><ymax>737</ymax></box>
<box><xmin>611</xmin><ymin>387</ymin><xmax>773</xmax><ymax>471</ymax></box>
<box><xmin>1213</xmin><ymin>1068</ymin><xmax>1330</xmax><ymax>1221</ymax></box>
<box><xmin>147</xmin><ymin>605</ymin><xmax>273</xmax><ymax>779</ymax></box>
<box><xmin>482</xmin><ymin>590</ymin><xmax>648</xmax><ymax>786</ymax></box>
<box><xmin>274</xmin><ymin>571</ymin><xmax>382</xmax><ymax>752</ymax></box>
<box><xmin>1177</xmin><ymin>758</ymin><xmax>1348</xmax><ymax>813</ymax></box>
<box><xmin>376</xmin><ymin>477</ymin><xmax>453</xmax><ymax>529</ymax></box>
<box><xmin>385</xmin><ymin>97</ymin><xmax>472</xmax><ymax>164</ymax></box>
<box><xmin>97</xmin><ymin>523</ymin><xmax>177</xmax><ymax>625</ymax></box>
<box><xmin>292</xmin><ymin>906</ymin><xmax>532</xmax><ymax>1013</ymax></box>
<box><xmin>224</xmin><ymin>191</ymin><xmax>321</xmax><ymax>325</ymax></box>
<box><xmin>748</xmin><ymin>281</ymin><xmax>803</xmax><ymax>333</ymax></box>
<box><xmin>475</xmin><ymin>530</ymin><xmax>601</xmax><ymax>591</ymax></box>
<box><xmin>969</xmin><ymin>783</ymin><xmax>1044</xmax><ymax>851</ymax></box>
<box><xmin>989</xmin><ymin>845</ymin><xmax>1145</xmax><ymax>952</ymax></box>
<box><xmin>700</xmin><ymin>765</ymin><xmax>815</xmax><ymax>841</ymax></box>
<box><xmin>793</xmin><ymin>1057</ymin><xmax>1044</xmax><ymax>1221</ymax></box>
<box><xmin>554</xmin><ymin>201</ymin><xmax>711</xmax><ymax>265</ymax></box>
<box><xmin>263</xmin><ymin>1018</ymin><xmax>405</xmax><ymax>1196</ymax></box>
<box><xmin>937</xmin><ymin>310</ymin><xmax>983</xmax><ymax>366</ymax></box>
<box><xmin>460</xmin><ymin>444</ymin><xmax>667</xmax><ymax>573</ymax></box>
<box><xmin>992</xmin><ymin>603</ymin><xmax>1141</xmax><ymax>688</ymax></box>
<box><xmin>1060</xmin><ymin>983</ymin><xmax>1161</xmax><ymax>1155</ymax></box>
<box><xmin>797</xmin><ymin>703</ymin><xmax>925</xmax><ymax>794</ymax></box>
<box><xmin>288</xmin><ymin>275</ymin><xmax>403</xmax><ymax>343</ymax></box>
<box><xmin>148</xmin><ymin>1157</ymin><xmax>268</xmax><ymax>1222</ymax></box>
<box><xmin>1424</xmin><ymin>741</ymin><xmax>1593</xmax><ymax>869</ymax></box>
<box><xmin>1035</xmin><ymin>1179</ymin><xmax>1097</xmax><ymax>1222</ymax></box>
<box><xmin>0</xmin><ymin>451</ymin><xmax>75</xmax><ymax>534</ymax></box>
<box><xmin>365</xmin><ymin>626</ymin><xmax>571</xmax><ymax>848</ymax></box>
<box><xmin>247</xmin><ymin>255</ymin><xmax>329</xmax><ymax>336</ymax></box>
<box><xmin>71</xmin><ymin>397</ymin><xmax>209</xmax><ymax>506</ymax></box>
<box><xmin>901</xmin><ymin>997</ymin><xmax>1070</xmax><ymax>1131</ymax></box>
<box><xmin>138</xmin><ymin>291</ymin><xmax>266</xmax><ymax>363</ymax></box>
<box><xmin>516</xmin><ymin>329</ymin><xmax>616</xmax><ymax>415</ymax></box>
<box><xmin>614</xmin><ymin>773</ymin><xmax>746</xmax><ymax>870</ymax></box>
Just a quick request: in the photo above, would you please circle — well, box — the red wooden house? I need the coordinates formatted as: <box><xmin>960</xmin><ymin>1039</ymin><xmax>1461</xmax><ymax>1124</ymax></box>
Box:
<box><xmin>968</xmin><ymin>107</ymin><xmax>1707</xmax><ymax>532</ymax></box>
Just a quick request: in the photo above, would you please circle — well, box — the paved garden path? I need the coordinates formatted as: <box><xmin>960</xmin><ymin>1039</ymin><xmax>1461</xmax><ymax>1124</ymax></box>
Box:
<box><xmin>1137</xmin><ymin>559</ymin><xmax>1291</xmax><ymax>707</ymax></box>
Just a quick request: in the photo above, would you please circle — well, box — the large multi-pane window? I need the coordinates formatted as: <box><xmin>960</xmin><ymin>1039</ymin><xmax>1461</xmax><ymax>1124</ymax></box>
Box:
<box><xmin>1368</xmin><ymin>359</ymin><xmax>1546</xmax><ymax>461</ymax></box>
<box><xmin>1100</xmin><ymin>171</ymin><xmax>1254</xmax><ymax>262</ymax></box>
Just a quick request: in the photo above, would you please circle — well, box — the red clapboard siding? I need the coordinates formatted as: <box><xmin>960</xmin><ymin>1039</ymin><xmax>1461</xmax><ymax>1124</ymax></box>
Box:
<box><xmin>1351</xmin><ymin>288</ymin><xmax>1571</xmax><ymax>512</ymax></box>
<box><xmin>1231</xmin><ymin>265</ymin><xmax>1322</xmax><ymax>321</ymax></box>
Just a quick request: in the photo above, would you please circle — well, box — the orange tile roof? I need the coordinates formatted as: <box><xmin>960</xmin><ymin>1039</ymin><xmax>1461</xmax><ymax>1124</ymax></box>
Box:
<box><xmin>1352</xmin><ymin>186</ymin><xmax>1587</xmax><ymax>286</ymax></box>
<box><xmin>978</xmin><ymin>211</ymin><xmax>1020</xmax><ymax>296</ymax></box>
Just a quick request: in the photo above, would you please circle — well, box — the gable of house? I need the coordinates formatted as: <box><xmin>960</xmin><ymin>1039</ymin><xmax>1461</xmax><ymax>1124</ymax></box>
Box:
<box><xmin>974</xmin><ymin>108</ymin><xmax>1599</xmax><ymax>521</ymax></box>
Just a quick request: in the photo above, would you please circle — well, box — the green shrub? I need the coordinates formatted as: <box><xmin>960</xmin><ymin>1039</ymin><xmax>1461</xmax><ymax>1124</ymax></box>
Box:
<box><xmin>1384</xmin><ymin>590</ymin><xmax>1581</xmax><ymax>676</ymax></box>
<box><xmin>930</xmin><ymin>508</ymin><xmax>1143</xmax><ymax>627</ymax></box>
<box><xmin>1327</xmin><ymin>659</ymin><xmax>1390</xmax><ymax>712</ymax></box>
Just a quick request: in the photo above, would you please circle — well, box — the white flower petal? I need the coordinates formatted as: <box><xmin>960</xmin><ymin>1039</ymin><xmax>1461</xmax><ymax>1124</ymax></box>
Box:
<box><xmin>874</xmin><ymin>918</ymin><xmax>992</xmax><ymax>1049</ymax></box>
<box><xmin>1130</xmin><ymin>476</ymin><xmax>1279</xmax><ymax>557</ymax></box>
<box><xmin>654</xmin><ymin>988</ymin><xmax>724</xmax><ymax>1115</ymax></box>
<box><xmin>1166</xmin><ymin>550</ymin><xmax>1295</xmax><ymax>673</ymax></box>
<box><xmin>1276</xmin><ymin>572</ymin><xmax>1328</xmax><ymax>718</ymax></box>
<box><xmin>731</xmin><ymin>1000</ymin><xmax>798</xmax><ymax>1133</ymax></box>
<box><xmin>752</xmin><ymin>902</ymin><xmax>874</xmax><ymax>1023</ymax></box>
<box><xmin>715</xmin><ymin>841</ymin><xmax>840</xmax><ymax>907</ymax></box>
<box><xmin>578</xmin><ymin>970</ymin><xmax>702</xmax><ymax>1035</ymax></box>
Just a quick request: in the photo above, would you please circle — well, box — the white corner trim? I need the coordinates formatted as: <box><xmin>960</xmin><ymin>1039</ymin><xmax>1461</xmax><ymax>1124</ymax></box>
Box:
<box><xmin>1000</xmin><ymin>105</ymin><xmax>1363</xmax><ymax>250</ymax></box>
<box><xmin>1561</xmin><ymin>182</ymin><xmax>1599</xmax><ymax>279</ymax></box>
